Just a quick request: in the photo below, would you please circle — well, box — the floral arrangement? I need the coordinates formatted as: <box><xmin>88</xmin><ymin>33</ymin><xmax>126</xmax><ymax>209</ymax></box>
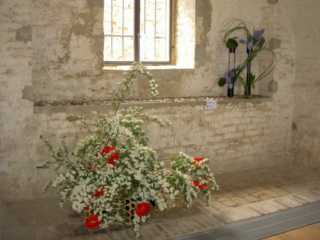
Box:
<box><xmin>37</xmin><ymin>62</ymin><xmax>219</xmax><ymax>237</ymax></box>
<box><xmin>218</xmin><ymin>18</ymin><xmax>276</xmax><ymax>97</ymax></box>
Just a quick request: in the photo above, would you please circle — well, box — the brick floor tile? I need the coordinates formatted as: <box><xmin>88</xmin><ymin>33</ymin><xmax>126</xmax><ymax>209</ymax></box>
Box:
<box><xmin>139</xmin><ymin>225</ymin><xmax>166</xmax><ymax>240</ymax></box>
<box><xmin>220</xmin><ymin>200</ymin><xmax>239</xmax><ymax>207</ymax></box>
<box><xmin>234</xmin><ymin>205</ymin><xmax>262</xmax><ymax>218</ymax></box>
<box><xmin>220</xmin><ymin>191</ymin><xmax>237</xmax><ymax>198</ymax></box>
<box><xmin>36</xmin><ymin>226</ymin><xmax>57</xmax><ymax>240</ymax></box>
<box><xmin>292</xmin><ymin>191</ymin><xmax>320</xmax><ymax>203</ymax></box>
<box><xmin>216</xmin><ymin>197</ymin><xmax>229</xmax><ymax>202</ymax></box>
<box><xmin>153</xmin><ymin>224</ymin><xmax>174</xmax><ymax>239</ymax></box>
<box><xmin>248</xmin><ymin>199</ymin><xmax>288</xmax><ymax>215</ymax></box>
<box><xmin>215</xmin><ymin>207</ymin><xmax>252</xmax><ymax>223</ymax></box>
<box><xmin>48</xmin><ymin>209</ymin><xmax>66</xmax><ymax>224</ymax></box>
<box><xmin>65</xmin><ymin>211</ymin><xmax>83</xmax><ymax>224</ymax></box>
<box><xmin>120</xmin><ymin>227</ymin><xmax>139</xmax><ymax>240</ymax></box>
<box><xmin>274</xmin><ymin>195</ymin><xmax>306</xmax><ymax>208</ymax></box>
<box><xmin>310</xmin><ymin>189</ymin><xmax>320</xmax><ymax>196</ymax></box>
<box><xmin>107</xmin><ymin>230</ymin><xmax>129</xmax><ymax>240</ymax></box>
<box><xmin>259</xmin><ymin>189</ymin><xmax>283</xmax><ymax>198</ymax></box>
<box><xmin>89</xmin><ymin>227</ymin><xmax>108</xmax><ymax>235</ymax></box>
<box><xmin>34</xmin><ymin>212</ymin><xmax>52</xmax><ymax>228</ymax></box>
<box><xmin>1</xmin><ymin>222</ymin><xmax>37</xmax><ymax>240</ymax></box>
<box><xmin>190</xmin><ymin>213</ymin><xmax>222</xmax><ymax>230</ymax></box>
<box><xmin>69</xmin><ymin>222</ymin><xmax>91</xmax><ymax>237</ymax></box>
<box><xmin>210</xmin><ymin>199</ymin><xmax>229</xmax><ymax>211</ymax></box>
<box><xmin>237</xmin><ymin>192</ymin><xmax>250</xmax><ymax>197</ymax></box>
<box><xmin>243</xmin><ymin>187</ymin><xmax>259</xmax><ymax>194</ymax></box>
<box><xmin>54</xmin><ymin>222</ymin><xmax>74</xmax><ymax>239</ymax></box>
<box><xmin>243</xmin><ymin>195</ymin><xmax>260</xmax><ymax>203</ymax></box>
<box><xmin>259</xmin><ymin>194</ymin><xmax>272</xmax><ymax>200</ymax></box>
<box><xmin>251</xmin><ymin>191</ymin><xmax>264</xmax><ymax>198</ymax></box>
<box><xmin>229</xmin><ymin>196</ymin><xmax>250</xmax><ymax>205</ymax></box>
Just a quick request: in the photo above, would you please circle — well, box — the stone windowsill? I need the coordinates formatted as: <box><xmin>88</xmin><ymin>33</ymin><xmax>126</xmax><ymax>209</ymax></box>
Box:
<box><xmin>33</xmin><ymin>96</ymin><xmax>271</xmax><ymax>114</ymax></box>
<box><xmin>103</xmin><ymin>65</ymin><xmax>194</xmax><ymax>71</ymax></box>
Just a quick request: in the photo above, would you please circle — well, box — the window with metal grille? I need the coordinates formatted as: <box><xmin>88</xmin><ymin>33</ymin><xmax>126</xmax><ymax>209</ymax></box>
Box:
<box><xmin>104</xmin><ymin>0</ymin><xmax>172</xmax><ymax>64</ymax></box>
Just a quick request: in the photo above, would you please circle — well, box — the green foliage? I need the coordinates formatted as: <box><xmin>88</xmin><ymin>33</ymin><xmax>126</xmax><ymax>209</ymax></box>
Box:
<box><xmin>226</xmin><ymin>38</ymin><xmax>239</xmax><ymax>49</ymax></box>
<box><xmin>218</xmin><ymin>77</ymin><xmax>227</xmax><ymax>87</ymax></box>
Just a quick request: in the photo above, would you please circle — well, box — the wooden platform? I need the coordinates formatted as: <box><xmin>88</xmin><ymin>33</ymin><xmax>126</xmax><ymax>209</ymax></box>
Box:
<box><xmin>263</xmin><ymin>222</ymin><xmax>320</xmax><ymax>240</ymax></box>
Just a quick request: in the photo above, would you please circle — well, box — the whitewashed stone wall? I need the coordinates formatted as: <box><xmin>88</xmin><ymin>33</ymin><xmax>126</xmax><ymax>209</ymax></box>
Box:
<box><xmin>29</xmin><ymin>98</ymin><xmax>289</xmax><ymax>199</ymax></box>
<box><xmin>282</xmin><ymin>1</ymin><xmax>320</xmax><ymax>169</ymax></box>
<box><xmin>0</xmin><ymin>0</ymin><xmax>318</xmax><ymax>202</ymax></box>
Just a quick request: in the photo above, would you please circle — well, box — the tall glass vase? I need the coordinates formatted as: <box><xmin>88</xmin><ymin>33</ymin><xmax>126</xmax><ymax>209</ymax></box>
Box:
<box><xmin>246</xmin><ymin>48</ymin><xmax>252</xmax><ymax>97</ymax></box>
<box><xmin>228</xmin><ymin>48</ymin><xmax>236</xmax><ymax>97</ymax></box>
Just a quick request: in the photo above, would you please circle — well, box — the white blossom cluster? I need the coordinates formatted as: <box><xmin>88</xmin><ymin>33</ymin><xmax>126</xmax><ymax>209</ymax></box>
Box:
<box><xmin>37</xmin><ymin>62</ymin><xmax>219</xmax><ymax>237</ymax></box>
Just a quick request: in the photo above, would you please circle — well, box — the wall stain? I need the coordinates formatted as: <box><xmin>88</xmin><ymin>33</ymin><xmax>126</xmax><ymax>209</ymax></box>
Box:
<box><xmin>86</xmin><ymin>0</ymin><xmax>103</xmax><ymax>9</ymax></box>
<box><xmin>292</xmin><ymin>122</ymin><xmax>298</xmax><ymax>131</ymax></box>
<box><xmin>268</xmin><ymin>81</ymin><xmax>278</xmax><ymax>93</ymax></box>
<box><xmin>22</xmin><ymin>86</ymin><xmax>34</xmax><ymax>102</ymax></box>
<box><xmin>15</xmin><ymin>25</ymin><xmax>32</xmax><ymax>43</ymax></box>
<box><xmin>195</xmin><ymin>0</ymin><xmax>212</xmax><ymax>67</ymax></box>
<box><xmin>268</xmin><ymin>0</ymin><xmax>279</xmax><ymax>4</ymax></box>
<box><xmin>269</xmin><ymin>38</ymin><xmax>281</xmax><ymax>49</ymax></box>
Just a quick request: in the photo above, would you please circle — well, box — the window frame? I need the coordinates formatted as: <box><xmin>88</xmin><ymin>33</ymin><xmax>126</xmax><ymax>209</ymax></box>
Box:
<box><xmin>104</xmin><ymin>0</ymin><xmax>173</xmax><ymax>65</ymax></box>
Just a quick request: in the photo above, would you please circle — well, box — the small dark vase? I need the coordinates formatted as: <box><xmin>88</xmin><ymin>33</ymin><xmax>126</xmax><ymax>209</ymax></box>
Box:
<box><xmin>227</xmin><ymin>87</ymin><xmax>234</xmax><ymax>98</ymax></box>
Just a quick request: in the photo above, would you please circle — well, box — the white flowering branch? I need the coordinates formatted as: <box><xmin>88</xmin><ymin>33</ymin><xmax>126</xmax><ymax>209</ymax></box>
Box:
<box><xmin>37</xmin><ymin>62</ymin><xmax>218</xmax><ymax>237</ymax></box>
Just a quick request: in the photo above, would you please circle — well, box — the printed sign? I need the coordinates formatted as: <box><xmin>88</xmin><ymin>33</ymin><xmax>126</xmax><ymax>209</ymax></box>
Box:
<box><xmin>206</xmin><ymin>100</ymin><xmax>217</xmax><ymax>110</ymax></box>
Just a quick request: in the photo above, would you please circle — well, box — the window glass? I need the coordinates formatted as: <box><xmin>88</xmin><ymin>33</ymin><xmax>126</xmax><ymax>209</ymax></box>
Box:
<box><xmin>104</xmin><ymin>0</ymin><xmax>171</xmax><ymax>64</ymax></box>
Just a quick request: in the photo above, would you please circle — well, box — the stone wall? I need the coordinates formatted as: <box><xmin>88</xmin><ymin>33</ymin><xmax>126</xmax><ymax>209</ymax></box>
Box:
<box><xmin>282</xmin><ymin>1</ymin><xmax>320</xmax><ymax>169</ymax></box>
<box><xmin>30</xmin><ymin>97</ymin><xmax>288</xmax><ymax>200</ymax></box>
<box><xmin>0</xmin><ymin>0</ymin><xmax>317</xmax><ymax>202</ymax></box>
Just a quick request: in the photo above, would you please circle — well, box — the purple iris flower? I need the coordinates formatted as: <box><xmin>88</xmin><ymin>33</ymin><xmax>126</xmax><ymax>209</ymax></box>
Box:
<box><xmin>223</xmin><ymin>65</ymin><xmax>240</xmax><ymax>89</ymax></box>
<box><xmin>239</xmin><ymin>28</ymin><xmax>265</xmax><ymax>50</ymax></box>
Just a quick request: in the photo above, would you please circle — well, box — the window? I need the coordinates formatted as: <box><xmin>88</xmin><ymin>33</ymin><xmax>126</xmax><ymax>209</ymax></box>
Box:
<box><xmin>103</xmin><ymin>0</ymin><xmax>172</xmax><ymax>64</ymax></box>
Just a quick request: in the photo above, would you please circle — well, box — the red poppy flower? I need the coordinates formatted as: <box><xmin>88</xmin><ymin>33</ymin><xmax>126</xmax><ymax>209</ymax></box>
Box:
<box><xmin>87</xmin><ymin>166</ymin><xmax>94</xmax><ymax>170</ymax></box>
<box><xmin>92</xmin><ymin>188</ymin><xmax>104</xmax><ymax>197</ymax></box>
<box><xmin>192</xmin><ymin>164</ymin><xmax>201</xmax><ymax>170</ymax></box>
<box><xmin>135</xmin><ymin>202</ymin><xmax>151</xmax><ymax>216</ymax></box>
<box><xmin>85</xmin><ymin>214</ymin><xmax>102</xmax><ymax>229</ymax></box>
<box><xmin>192</xmin><ymin>158</ymin><xmax>205</xmax><ymax>169</ymax></box>
<box><xmin>193</xmin><ymin>180</ymin><xmax>206</xmax><ymax>190</ymax></box>
<box><xmin>193</xmin><ymin>180</ymin><xmax>200</xmax><ymax>187</ymax></box>
<box><xmin>83</xmin><ymin>206</ymin><xmax>90</xmax><ymax>210</ymax></box>
<box><xmin>106</xmin><ymin>159</ymin><xmax>115</xmax><ymax>165</ymax></box>
<box><xmin>101</xmin><ymin>146</ymin><xmax>120</xmax><ymax>161</ymax></box>
<box><xmin>206</xmin><ymin>178</ymin><xmax>212</xmax><ymax>182</ymax></box>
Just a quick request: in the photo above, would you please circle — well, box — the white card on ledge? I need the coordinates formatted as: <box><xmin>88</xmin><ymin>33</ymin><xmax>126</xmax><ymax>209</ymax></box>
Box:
<box><xmin>206</xmin><ymin>100</ymin><xmax>217</xmax><ymax>110</ymax></box>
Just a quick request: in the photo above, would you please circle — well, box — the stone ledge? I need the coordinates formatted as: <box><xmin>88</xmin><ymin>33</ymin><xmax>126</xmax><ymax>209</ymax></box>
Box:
<box><xmin>33</xmin><ymin>96</ymin><xmax>271</xmax><ymax>114</ymax></box>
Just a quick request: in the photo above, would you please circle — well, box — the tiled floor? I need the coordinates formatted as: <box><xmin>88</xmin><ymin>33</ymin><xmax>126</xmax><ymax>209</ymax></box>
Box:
<box><xmin>1</xmin><ymin>163</ymin><xmax>320</xmax><ymax>240</ymax></box>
